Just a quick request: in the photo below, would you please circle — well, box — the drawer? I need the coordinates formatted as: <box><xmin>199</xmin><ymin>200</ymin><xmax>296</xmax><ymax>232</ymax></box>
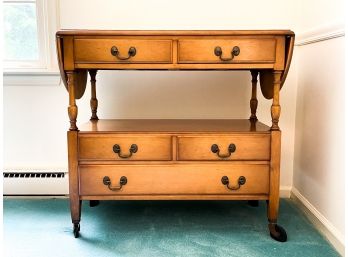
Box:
<box><xmin>79</xmin><ymin>164</ymin><xmax>269</xmax><ymax>195</ymax></box>
<box><xmin>177</xmin><ymin>135</ymin><xmax>270</xmax><ymax>161</ymax></box>
<box><xmin>74</xmin><ymin>39</ymin><xmax>172</xmax><ymax>63</ymax></box>
<box><xmin>78</xmin><ymin>135</ymin><xmax>172</xmax><ymax>161</ymax></box>
<box><xmin>178</xmin><ymin>39</ymin><xmax>276</xmax><ymax>63</ymax></box>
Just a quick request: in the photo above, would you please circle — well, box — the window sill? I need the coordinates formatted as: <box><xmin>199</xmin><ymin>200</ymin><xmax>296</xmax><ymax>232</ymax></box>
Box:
<box><xmin>4</xmin><ymin>69</ymin><xmax>60</xmax><ymax>76</ymax></box>
<box><xmin>3</xmin><ymin>69</ymin><xmax>61</xmax><ymax>87</ymax></box>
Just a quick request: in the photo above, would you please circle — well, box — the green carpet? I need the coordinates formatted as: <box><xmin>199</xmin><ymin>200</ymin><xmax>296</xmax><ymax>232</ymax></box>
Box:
<box><xmin>3</xmin><ymin>199</ymin><xmax>339</xmax><ymax>257</ymax></box>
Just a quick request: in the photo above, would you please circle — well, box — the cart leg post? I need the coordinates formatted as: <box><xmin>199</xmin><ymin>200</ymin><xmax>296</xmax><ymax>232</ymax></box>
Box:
<box><xmin>267</xmin><ymin>72</ymin><xmax>287</xmax><ymax>242</ymax></box>
<box><xmin>89</xmin><ymin>70</ymin><xmax>99</xmax><ymax>121</ymax></box>
<box><xmin>67</xmin><ymin>71</ymin><xmax>78</xmax><ymax>131</ymax></box>
<box><xmin>249</xmin><ymin>70</ymin><xmax>259</xmax><ymax>121</ymax></box>
<box><xmin>68</xmin><ymin>131</ymin><xmax>81</xmax><ymax>238</ymax></box>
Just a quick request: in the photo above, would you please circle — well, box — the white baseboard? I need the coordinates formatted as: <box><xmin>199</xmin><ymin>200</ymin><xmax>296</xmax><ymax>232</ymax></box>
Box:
<box><xmin>291</xmin><ymin>187</ymin><xmax>344</xmax><ymax>256</ymax></box>
<box><xmin>280</xmin><ymin>186</ymin><xmax>292</xmax><ymax>198</ymax></box>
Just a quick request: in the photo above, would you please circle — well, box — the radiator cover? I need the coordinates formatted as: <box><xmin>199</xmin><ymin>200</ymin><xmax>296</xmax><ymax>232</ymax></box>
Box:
<box><xmin>3</xmin><ymin>170</ymin><xmax>69</xmax><ymax>195</ymax></box>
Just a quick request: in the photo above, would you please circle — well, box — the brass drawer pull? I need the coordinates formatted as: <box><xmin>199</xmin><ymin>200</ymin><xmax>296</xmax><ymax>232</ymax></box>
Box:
<box><xmin>103</xmin><ymin>176</ymin><xmax>127</xmax><ymax>191</ymax></box>
<box><xmin>110</xmin><ymin>46</ymin><xmax>137</xmax><ymax>60</ymax></box>
<box><xmin>113</xmin><ymin>144</ymin><xmax>138</xmax><ymax>158</ymax></box>
<box><xmin>221</xmin><ymin>176</ymin><xmax>246</xmax><ymax>190</ymax></box>
<box><xmin>214</xmin><ymin>46</ymin><xmax>240</xmax><ymax>61</ymax></box>
<box><xmin>211</xmin><ymin>143</ymin><xmax>236</xmax><ymax>158</ymax></box>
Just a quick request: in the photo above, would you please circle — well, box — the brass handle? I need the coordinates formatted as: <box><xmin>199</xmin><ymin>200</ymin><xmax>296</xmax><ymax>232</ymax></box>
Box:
<box><xmin>211</xmin><ymin>144</ymin><xmax>236</xmax><ymax>158</ymax></box>
<box><xmin>113</xmin><ymin>144</ymin><xmax>138</xmax><ymax>159</ymax></box>
<box><xmin>214</xmin><ymin>46</ymin><xmax>240</xmax><ymax>61</ymax></box>
<box><xmin>221</xmin><ymin>176</ymin><xmax>246</xmax><ymax>190</ymax></box>
<box><xmin>110</xmin><ymin>46</ymin><xmax>137</xmax><ymax>60</ymax></box>
<box><xmin>103</xmin><ymin>176</ymin><xmax>127</xmax><ymax>191</ymax></box>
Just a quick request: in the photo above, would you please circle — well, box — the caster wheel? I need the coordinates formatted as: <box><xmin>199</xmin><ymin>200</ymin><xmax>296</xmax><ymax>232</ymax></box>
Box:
<box><xmin>73</xmin><ymin>223</ymin><xmax>80</xmax><ymax>238</ymax></box>
<box><xmin>89</xmin><ymin>200</ymin><xmax>100</xmax><ymax>207</ymax></box>
<box><xmin>269</xmin><ymin>224</ymin><xmax>287</xmax><ymax>242</ymax></box>
<box><xmin>248</xmin><ymin>200</ymin><xmax>259</xmax><ymax>207</ymax></box>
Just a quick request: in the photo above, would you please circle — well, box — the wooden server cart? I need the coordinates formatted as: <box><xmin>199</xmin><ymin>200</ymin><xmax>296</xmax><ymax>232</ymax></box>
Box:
<box><xmin>56</xmin><ymin>30</ymin><xmax>294</xmax><ymax>241</ymax></box>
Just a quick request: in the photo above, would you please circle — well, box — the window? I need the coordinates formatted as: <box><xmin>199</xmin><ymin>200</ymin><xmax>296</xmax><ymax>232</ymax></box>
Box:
<box><xmin>3</xmin><ymin>0</ymin><xmax>59</xmax><ymax>72</ymax></box>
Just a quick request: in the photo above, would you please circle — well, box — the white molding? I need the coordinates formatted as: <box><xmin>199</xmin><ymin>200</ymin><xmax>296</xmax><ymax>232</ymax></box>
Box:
<box><xmin>45</xmin><ymin>0</ymin><xmax>60</xmax><ymax>71</ymax></box>
<box><xmin>3</xmin><ymin>72</ymin><xmax>61</xmax><ymax>86</ymax></box>
<box><xmin>3</xmin><ymin>70</ymin><xmax>60</xmax><ymax>75</ymax></box>
<box><xmin>291</xmin><ymin>187</ymin><xmax>344</xmax><ymax>256</ymax></box>
<box><xmin>296</xmin><ymin>21</ymin><xmax>345</xmax><ymax>46</ymax></box>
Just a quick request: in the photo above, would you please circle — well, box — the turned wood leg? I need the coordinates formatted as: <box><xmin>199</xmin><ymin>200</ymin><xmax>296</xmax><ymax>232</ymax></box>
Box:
<box><xmin>249</xmin><ymin>70</ymin><xmax>258</xmax><ymax>121</ymax></box>
<box><xmin>268</xmin><ymin>130</ymin><xmax>280</xmax><ymax>223</ymax></box>
<box><xmin>268</xmin><ymin>72</ymin><xmax>282</xmax><ymax>224</ymax></box>
<box><xmin>268</xmin><ymin>74</ymin><xmax>286</xmax><ymax>241</ymax></box>
<box><xmin>89</xmin><ymin>70</ymin><xmax>99</xmax><ymax>120</ymax></box>
<box><xmin>68</xmin><ymin>131</ymin><xmax>81</xmax><ymax>238</ymax></box>
<box><xmin>271</xmin><ymin>71</ymin><xmax>282</xmax><ymax>130</ymax></box>
<box><xmin>267</xmin><ymin>130</ymin><xmax>287</xmax><ymax>242</ymax></box>
<box><xmin>67</xmin><ymin>72</ymin><xmax>78</xmax><ymax>131</ymax></box>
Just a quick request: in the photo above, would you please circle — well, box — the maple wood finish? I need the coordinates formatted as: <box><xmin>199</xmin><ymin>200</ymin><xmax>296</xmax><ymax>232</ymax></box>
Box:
<box><xmin>79</xmin><ymin>135</ymin><xmax>172</xmax><ymax>161</ymax></box>
<box><xmin>56</xmin><ymin>30</ymin><xmax>294</xmax><ymax>241</ymax></box>
<box><xmin>177</xmin><ymin>135</ymin><xmax>270</xmax><ymax>161</ymax></box>
<box><xmin>79</xmin><ymin>164</ymin><xmax>270</xmax><ymax>196</ymax></box>
<box><xmin>178</xmin><ymin>38</ymin><xmax>276</xmax><ymax>63</ymax></box>
<box><xmin>75</xmin><ymin>39</ymin><xmax>173</xmax><ymax>64</ymax></box>
<box><xmin>78</xmin><ymin>119</ymin><xmax>271</xmax><ymax>132</ymax></box>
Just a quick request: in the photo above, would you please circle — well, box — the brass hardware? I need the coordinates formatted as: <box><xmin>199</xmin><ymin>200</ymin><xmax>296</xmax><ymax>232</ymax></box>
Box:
<box><xmin>113</xmin><ymin>144</ymin><xmax>138</xmax><ymax>158</ymax></box>
<box><xmin>211</xmin><ymin>143</ymin><xmax>236</xmax><ymax>158</ymax></box>
<box><xmin>214</xmin><ymin>46</ymin><xmax>240</xmax><ymax>61</ymax></box>
<box><xmin>110</xmin><ymin>46</ymin><xmax>137</xmax><ymax>60</ymax></box>
<box><xmin>103</xmin><ymin>176</ymin><xmax>127</xmax><ymax>191</ymax></box>
<box><xmin>221</xmin><ymin>176</ymin><xmax>246</xmax><ymax>190</ymax></box>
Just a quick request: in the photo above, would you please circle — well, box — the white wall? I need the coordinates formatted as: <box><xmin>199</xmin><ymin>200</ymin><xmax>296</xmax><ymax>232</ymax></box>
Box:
<box><xmin>299</xmin><ymin>0</ymin><xmax>344</xmax><ymax>33</ymax></box>
<box><xmin>294</xmin><ymin>35</ymin><xmax>345</xmax><ymax>246</ymax></box>
<box><xmin>59</xmin><ymin>0</ymin><xmax>299</xmax><ymax>30</ymax></box>
<box><xmin>292</xmin><ymin>0</ymin><xmax>345</xmax><ymax>250</ymax></box>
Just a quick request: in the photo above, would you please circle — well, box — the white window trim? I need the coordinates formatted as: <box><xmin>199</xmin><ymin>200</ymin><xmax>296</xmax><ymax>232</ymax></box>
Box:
<box><xmin>4</xmin><ymin>0</ymin><xmax>60</xmax><ymax>77</ymax></box>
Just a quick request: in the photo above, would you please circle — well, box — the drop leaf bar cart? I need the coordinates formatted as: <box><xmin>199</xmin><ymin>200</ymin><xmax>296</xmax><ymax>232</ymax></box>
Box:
<box><xmin>56</xmin><ymin>30</ymin><xmax>294</xmax><ymax>241</ymax></box>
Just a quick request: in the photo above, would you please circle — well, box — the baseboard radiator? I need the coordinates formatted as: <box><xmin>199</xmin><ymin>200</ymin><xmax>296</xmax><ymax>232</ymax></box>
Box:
<box><xmin>3</xmin><ymin>170</ymin><xmax>69</xmax><ymax>195</ymax></box>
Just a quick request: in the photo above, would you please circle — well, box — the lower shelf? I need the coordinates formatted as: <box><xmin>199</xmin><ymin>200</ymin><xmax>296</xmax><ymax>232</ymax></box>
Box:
<box><xmin>78</xmin><ymin>119</ymin><xmax>271</xmax><ymax>133</ymax></box>
<box><xmin>80</xmin><ymin>195</ymin><xmax>269</xmax><ymax>200</ymax></box>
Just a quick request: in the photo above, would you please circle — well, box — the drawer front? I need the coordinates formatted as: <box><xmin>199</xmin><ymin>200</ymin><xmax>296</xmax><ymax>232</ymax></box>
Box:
<box><xmin>177</xmin><ymin>135</ymin><xmax>270</xmax><ymax>161</ymax></box>
<box><xmin>79</xmin><ymin>135</ymin><xmax>172</xmax><ymax>161</ymax></box>
<box><xmin>74</xmin><ymin>39</ymin><xmax>172</xmax><ymax>63</ymax></box>
<box><xmin>178</xmin><ymin>39</ymin><xmax>276</xmax><ymax>63</ymax></box>
<box><xmin>79</xmin><ymin>164</ymin><xmax>269</xmax><ymax>195</ymax></box>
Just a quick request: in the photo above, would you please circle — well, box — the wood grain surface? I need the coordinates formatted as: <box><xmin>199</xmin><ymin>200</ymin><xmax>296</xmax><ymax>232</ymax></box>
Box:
<box><xmin>79</xmin><ymin>164</ymin><xmax>269</xmax><ymax>196</ymax></box>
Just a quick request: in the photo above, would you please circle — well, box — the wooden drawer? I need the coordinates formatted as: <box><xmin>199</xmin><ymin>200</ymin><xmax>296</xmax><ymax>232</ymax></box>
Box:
<box><xmin>178</xmin><ymin>39</ymin><xmax>276</xmax><ymax>63</ymax></box>
<box><xmin>74</xmin><ymin>39</ymin><xmax>173</xmax><ymax>63</ymax></box>
<box><xmin>177</xmin><ymin>135</ymin><xmax>270</xmax><ymax>161</ymax></box>
<box><xmin>79</xmin><ymin>164</ymin><xmax>269</xmax><ymax>195</ymax></box>
<box><xmin>78</xmin><ymin>135</ymin><xmax>172</xmax><ymax>161</ymax></box>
